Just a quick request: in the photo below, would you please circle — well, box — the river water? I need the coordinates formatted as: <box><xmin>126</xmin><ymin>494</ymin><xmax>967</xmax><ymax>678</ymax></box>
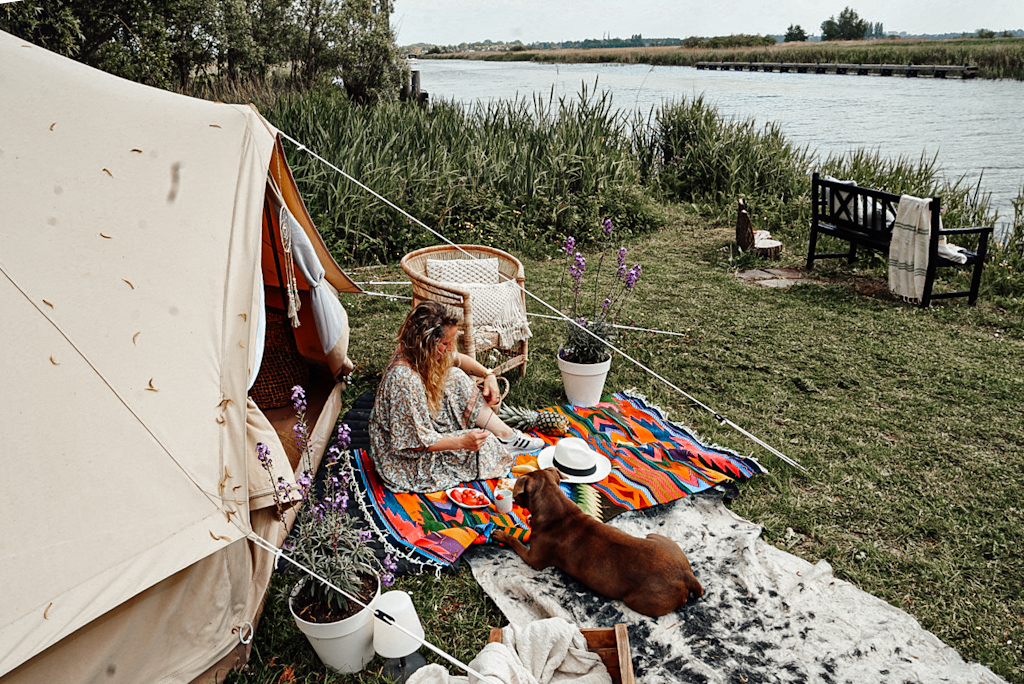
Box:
<box><xmin>414</xmin><ymin>59</ymin><xmax>1024</xmax><ymax>235</ymax></box>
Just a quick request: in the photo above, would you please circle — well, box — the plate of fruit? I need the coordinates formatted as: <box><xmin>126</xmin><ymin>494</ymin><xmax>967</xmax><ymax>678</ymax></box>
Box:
<box><xmin>446</xmin><ymin>487</ymin><xmax>492</xmax><ymax>509</ymax></box>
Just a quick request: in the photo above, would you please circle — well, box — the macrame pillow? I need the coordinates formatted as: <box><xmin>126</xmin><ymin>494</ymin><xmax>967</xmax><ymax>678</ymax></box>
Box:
<box><xmin>426</xmin><ymin>257</ymin><xmax>499</xmax><ymax>285</ymax></box>
<box><xmin>463</xmin><ymin>280</ymin><xmax>531</xmax><ymax>348</ymax></box>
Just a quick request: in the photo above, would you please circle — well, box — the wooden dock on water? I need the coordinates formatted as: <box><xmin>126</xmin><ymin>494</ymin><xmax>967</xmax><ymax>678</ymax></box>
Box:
<box><xmin>695</xmin><ymin>62</ymin><xmax>978</xmax><ymax>78</ymax></box>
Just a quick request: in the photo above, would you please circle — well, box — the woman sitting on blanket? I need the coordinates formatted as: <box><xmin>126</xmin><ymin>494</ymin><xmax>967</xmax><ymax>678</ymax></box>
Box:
<box><xmin>369</xmin><ymin>301</ymin><xmax>545</xmax><ymax>493</ymax></box>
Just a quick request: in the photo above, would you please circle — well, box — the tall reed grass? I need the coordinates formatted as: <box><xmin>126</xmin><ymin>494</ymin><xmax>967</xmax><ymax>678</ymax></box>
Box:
<box><xmin>464</xmin><ymin>38</ymin><xmax>1024</xmax><ymax>80</ymax></box>
<box><xmin>262</xmin><ymin>86</ymin><xmax>658</xmax><ymax>264</ymax></box>
<box><xmin>652</xmin><ymin>94</ymin><xmax>814</xmax><ymax>230</ymax></box>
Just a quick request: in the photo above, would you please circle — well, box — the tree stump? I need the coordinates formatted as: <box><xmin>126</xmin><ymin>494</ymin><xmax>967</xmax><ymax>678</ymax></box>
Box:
<box><xmin>736</xmin><ymin>199</ymin><xmax>782</xmax><ymax>259</ymax></box>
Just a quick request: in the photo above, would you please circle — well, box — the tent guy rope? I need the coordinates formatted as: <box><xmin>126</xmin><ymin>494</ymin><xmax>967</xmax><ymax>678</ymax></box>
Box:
<box><xmin>277</xmin><ymin>132</ymin><xmax>804</xmax><ymax>472</ymax></box>
<box><xmin>248</xmin><ymin>533</ymin><xmax>503</xmax><ymax>684</ymax></box>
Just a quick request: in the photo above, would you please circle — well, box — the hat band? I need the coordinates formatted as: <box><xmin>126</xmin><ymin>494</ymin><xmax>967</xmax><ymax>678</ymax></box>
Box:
<box><xmin>553</xmin><ymin>458</ymin><xmax>597</xmax><ymax>478</ymax></box>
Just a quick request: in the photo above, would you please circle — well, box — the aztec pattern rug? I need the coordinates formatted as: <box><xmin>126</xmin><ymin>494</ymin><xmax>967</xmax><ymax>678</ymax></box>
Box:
<box><xmin>343</xmin><ymin>391</ymin><xmax>765</xmax><ymax>572</ymax></box>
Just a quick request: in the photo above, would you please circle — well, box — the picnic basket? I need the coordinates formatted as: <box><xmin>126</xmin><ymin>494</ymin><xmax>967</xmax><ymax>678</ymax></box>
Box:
<box><xmin>487</xmin><ymin>624</ymin><xmax>635</xmax><ymax>684</ymax></box>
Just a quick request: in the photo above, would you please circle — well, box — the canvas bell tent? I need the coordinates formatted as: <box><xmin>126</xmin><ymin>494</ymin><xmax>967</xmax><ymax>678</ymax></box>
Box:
<box><xmin>0</xmin><ymin>29</ymin><xmax>361</xmax><ymax>683</ymax></box>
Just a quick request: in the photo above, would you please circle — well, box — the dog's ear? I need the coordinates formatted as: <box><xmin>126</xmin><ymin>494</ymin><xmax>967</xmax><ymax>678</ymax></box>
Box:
<box><xmin>512</xmin><ymin>481</ymin><xmax>530</xmax><ymax>510</ymax></box>
<box><xmin>543</xmin><ymin>466</ymin><xmax>566</xmax><ymax>482</ymax></box>
<box><xmin>512</xmin><ymin>471</ymin><xmax>540</xmax><ymax>510</ymax></box>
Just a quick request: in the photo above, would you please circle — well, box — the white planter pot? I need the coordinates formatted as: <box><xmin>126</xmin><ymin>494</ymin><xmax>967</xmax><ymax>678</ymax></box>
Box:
<box><xmin>556</xmin><ymin>350</ymin><xmax>611</xmax><ymax>407</ymax></box>
<box><xmin>289</xmin><ymin>575</ymin><xmax>381</xmax><ymax>674</ymax></box>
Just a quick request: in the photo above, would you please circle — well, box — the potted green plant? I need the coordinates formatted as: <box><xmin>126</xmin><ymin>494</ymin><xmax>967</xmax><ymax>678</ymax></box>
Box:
<box><xmin>257</xmin><ymin>386</ymin><xmax>397</xmax><ymax>674</ymax></box>
<box><xmin>556</xmin><ymin>220</ymin><xmax>643</xmax><ymax>406</ymax></box>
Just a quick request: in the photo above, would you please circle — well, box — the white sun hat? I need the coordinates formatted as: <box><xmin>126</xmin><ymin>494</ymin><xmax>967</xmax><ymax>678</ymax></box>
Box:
<box><xmin>536</xmin><ymin>437</ymin><xmax>612</xmax><ymax>484</ymax></box>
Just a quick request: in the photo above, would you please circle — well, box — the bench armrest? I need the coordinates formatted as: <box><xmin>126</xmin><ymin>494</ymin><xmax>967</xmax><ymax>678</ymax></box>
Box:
<box><xmin>939</xmin><ymin>226</ymin><xmax>994</xmax><ymax>236</ymax></box>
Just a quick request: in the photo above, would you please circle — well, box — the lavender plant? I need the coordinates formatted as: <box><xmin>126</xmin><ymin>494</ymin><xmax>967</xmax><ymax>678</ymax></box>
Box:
<box><xmin>257</xmin><ymin>385</ymin><xmax>395</xmax><ymax>617</ymax></box>
<box><xmin>558</xmin><ymin>219</ymin><xmax>643</xmax><ymax>364</ymax></box>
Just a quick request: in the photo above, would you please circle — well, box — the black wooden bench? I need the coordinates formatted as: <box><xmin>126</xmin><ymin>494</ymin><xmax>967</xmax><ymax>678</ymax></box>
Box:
<box><xmin>806</xmin><ymin>172</ymin><xmax>993</xmax><ymax>307</ymax></box>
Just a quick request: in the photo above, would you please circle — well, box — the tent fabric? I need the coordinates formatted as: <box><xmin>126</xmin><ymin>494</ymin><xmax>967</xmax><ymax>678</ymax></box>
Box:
<box><xmin>0</xmin><ymin>29</ymin><xmax>352</xmax><ymax>683</ymax></box>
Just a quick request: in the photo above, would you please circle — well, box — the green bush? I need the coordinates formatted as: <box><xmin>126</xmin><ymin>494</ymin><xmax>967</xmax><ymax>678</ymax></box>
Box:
<box><xmin>986</xmin><ymin>185</ymin><xmax>1024</xmax><ymax>303</ymax></box>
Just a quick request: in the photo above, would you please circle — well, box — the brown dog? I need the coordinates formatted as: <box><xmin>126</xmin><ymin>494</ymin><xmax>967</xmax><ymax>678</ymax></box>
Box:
<box><xmin>491</xmin><ymin>467</ymin><xmax>703</xmax><ymax>617</ymax></box>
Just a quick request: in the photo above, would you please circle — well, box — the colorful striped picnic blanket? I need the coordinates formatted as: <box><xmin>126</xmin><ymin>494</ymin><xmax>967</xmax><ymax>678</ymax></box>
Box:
<box><xmin>346</xmin><ymin>391</ymin><xmax>765</xmax><ymax>570</ymax></box>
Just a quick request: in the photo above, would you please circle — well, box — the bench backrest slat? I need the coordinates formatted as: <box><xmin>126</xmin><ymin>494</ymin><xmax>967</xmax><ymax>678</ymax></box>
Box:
<box><xmin>812</xmin><ymin>174</ymin><xmax>906</xmax><ymax>243</ymax></box>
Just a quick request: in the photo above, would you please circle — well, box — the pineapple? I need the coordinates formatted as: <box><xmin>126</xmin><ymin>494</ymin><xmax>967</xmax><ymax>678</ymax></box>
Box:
<box><xmin>498</xmin><ymin>404</ymin><xmax>570</xmax><ymax>436</ymax></box>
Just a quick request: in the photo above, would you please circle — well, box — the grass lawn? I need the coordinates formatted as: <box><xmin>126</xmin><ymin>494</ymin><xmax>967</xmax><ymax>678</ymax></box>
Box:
<box><xmin>228</xmin><ymin>204</ymin><xmax>1023</xmax><ymax>683</ymax></box>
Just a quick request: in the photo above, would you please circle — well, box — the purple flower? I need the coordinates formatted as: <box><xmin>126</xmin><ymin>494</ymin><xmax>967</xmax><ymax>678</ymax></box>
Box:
<box><xmin>570</xmin><ymin>252</ymin><xmax>586</xmax><ymax>294</ymax></box>
<box><xmin>336</xmin><ymin>423</ymin><xmax>352</xmax><ymax>449</ymax></box>
<box><xmin>296</xmin><ymin>470</ymin><xmax>312</xmax><ymax>493</ymax></box>
<box><xmin>359</xmin><ymin>529</ymin><xmax>373</xmax><ymax>542</ymax></box>
<box><xmin>601</xmin><ymin>298</ymin><xmax>611</xmax><ymax>313</ymax></box>
<box><xmin>624</xmin><ymin>264</ymin><xmax>642</xmax><ymax>290</ymax></box>
<box><xmin>383</xmin><ymin>553</ymin><xmax>398</xmax><ymax>572</ymax></box>
<box><xmin>256</xmin><ymin>442</ymin><xmax>272</xmax><ymax>469</ymax></box>
<box><xmin>291</xmin><ymin>385</ymin><xmax>307</xmax><ymax>412</ymax></box>
<box><xmin>616</xmin><ymin>248</ymin><xmax>628</xmax><ymax>279</ymax></box>
<box><xmin>603</xmin><ymin>218</ymin><xmax>613</xmax><ymax>235</ymax></box>
<box><xmin>381</xmin><ymin>552</ymin><xmax>398</xmax><ymax>587</ymax></box>
<box><xmin>563</xmin><ymin>236</ymin><xmax>576</xmax><ymax>255</ymax></box>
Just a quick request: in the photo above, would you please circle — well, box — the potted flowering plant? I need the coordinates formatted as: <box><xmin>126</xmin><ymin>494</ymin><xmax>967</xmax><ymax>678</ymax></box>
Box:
<box><xmin>556</xmin><ymin>219</ymin><xmax>643</xmax><ymax>405</ymax></box>
<box><xmin>257</xmin><ymin>385</ymin><xmax>397</xmax><ymax>674</ymax></box>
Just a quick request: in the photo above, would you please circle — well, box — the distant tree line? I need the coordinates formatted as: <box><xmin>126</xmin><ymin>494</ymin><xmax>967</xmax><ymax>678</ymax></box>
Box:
<box><xmin>411</xmin><ymin>18</ymin><xmax>1023</xmax><ymax>57</ymax></box>
<box><xmin>0</xmin><ymin>0</ymin><xmax>407</xmax><ymax>101</ymax></box>
<box><xmin>681</xmin><ymin>34</ymin><xmax>775</xmax><ymax>49</ymax></box>
<box><xmin>782</xmin><ymin>6</ymin><xmax>881</xmax><ymax>43</ymax></box>
<box><xmin>422</xmin><ymin>34</ymin><xmax>775</xmax><ymax>54</ymax></box>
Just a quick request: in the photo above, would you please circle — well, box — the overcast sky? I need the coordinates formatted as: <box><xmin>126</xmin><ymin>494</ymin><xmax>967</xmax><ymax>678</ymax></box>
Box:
<box><xmin>392</xmin><ymin>0</ymin><xmax>1023</xmax><ymax>46</ymax></box>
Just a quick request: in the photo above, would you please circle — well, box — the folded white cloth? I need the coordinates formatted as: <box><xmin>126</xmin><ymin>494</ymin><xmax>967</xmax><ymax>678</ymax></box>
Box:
<box><xmin>406</xmin><ymin>617</ymin><xmax>611</xmax><ymax>684</ymax></box>
<box><xmin>888</xmin><ymin>196</ymin><xmax>971</xmax><ymax>300</ymax></box>
<box><xmin>938</xmin><ymin>241</ymin><xmax>969</xmax><ymax>264</ymax></box>
<box><xmin>888</xmin><ymin>195</ymin><xmax>932</xmax><ymax>302</ymax></box>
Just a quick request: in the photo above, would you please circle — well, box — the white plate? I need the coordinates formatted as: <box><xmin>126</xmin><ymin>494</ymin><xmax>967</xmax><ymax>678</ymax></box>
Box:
<box><xmin>445</xmin><ymin>487</ymin><xmax>492</xmax><ymax>509</ymax></box>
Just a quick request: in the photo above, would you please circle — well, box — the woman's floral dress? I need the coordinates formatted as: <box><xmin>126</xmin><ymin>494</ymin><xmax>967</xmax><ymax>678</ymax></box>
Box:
<box><xmin>368</xmin><ymin>356</ymin><xmax>514</xmax><ymax>492</ymax></box>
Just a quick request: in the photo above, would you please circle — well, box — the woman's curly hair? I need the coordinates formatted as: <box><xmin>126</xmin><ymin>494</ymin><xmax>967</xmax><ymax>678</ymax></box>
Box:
<box><xmin>396</xmin><ymin>301</ymin><xmax>461</xmax><ymax>411</ymax></box>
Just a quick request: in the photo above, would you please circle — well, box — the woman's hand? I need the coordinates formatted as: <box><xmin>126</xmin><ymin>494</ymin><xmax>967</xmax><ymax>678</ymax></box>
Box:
<box><xmin>481</xmin><ymin>373</ymin><xmax>501</xmax><ymax>406</ymax></box>
<box><xmin>460</xmin><ymin>429</ymin><xmax>491</xmax><ymax>451</ymax></box>
<box><xmin>425</xmin><ymin>429</ymin><xmax>491</xmax><ymax>453</ymax></box>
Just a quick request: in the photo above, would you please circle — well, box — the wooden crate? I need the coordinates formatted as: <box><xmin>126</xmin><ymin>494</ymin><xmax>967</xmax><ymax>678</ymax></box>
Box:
<box><xmin>487</xmin><ymin>624</ymin><xmax>635</xmax><ymax>684</ymax></box>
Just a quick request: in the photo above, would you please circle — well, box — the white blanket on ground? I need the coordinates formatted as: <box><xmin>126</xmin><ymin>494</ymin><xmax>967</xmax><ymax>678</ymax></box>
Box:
<box><xmin>466</xmin><ymin>494</ymin><xmax>1006</xmax><ymax>684</ymax></box>
<box><xmin>407</xmin><ymin>617</ymin><xmax>611</xmax><ymax>684</ymax></box>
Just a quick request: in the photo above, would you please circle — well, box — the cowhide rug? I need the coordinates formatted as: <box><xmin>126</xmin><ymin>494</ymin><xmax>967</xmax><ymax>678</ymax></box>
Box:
<box><xmin>465</xmin><ymin>492</ymin><xmax>1005</xmax><ymax>684</ymax></box>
